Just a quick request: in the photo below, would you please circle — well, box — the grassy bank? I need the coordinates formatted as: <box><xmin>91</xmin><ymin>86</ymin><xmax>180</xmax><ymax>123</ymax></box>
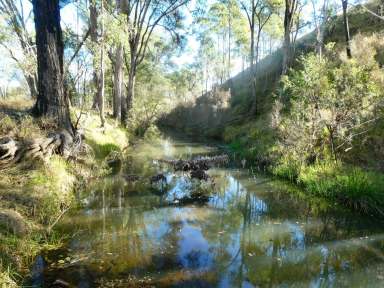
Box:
<box><xmin>0</xmin><ymin>106</ymin><xmax>129</xmax><ymax>286</ymax></box>
<box><xmin>221</xmin><ymin>118</ymin><xmax>384</xmax><ymax>217</ymax></box>
<box><xmin>162</xmin><ymin>2</ymin><xmax>384</xmax><ymax>218</ymax></box>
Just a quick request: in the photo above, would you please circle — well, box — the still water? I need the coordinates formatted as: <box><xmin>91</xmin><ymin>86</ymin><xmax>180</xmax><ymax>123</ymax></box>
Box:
<box><xmin>37</xmin><ymin>136</ymin><xmax>384</xmax><ymax>287</ymax></box>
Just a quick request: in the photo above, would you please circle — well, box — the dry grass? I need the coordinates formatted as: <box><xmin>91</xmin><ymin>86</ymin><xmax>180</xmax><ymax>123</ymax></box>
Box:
<box><xmin>0</xmin><ymin>106</ymin><xmax>130</xmax><ymax>286</ymax></box>
<box><xmin>0</xmin><ymin>98</ymin><xmax>33</xmax><ymax>112</ymax></box>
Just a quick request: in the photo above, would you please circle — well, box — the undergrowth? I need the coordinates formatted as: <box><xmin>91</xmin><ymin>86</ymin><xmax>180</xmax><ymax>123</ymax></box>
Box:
<box><xmin>0</xmin><ymin>109</ymin><xmax>130</xmax><ymax>286</ymax></box>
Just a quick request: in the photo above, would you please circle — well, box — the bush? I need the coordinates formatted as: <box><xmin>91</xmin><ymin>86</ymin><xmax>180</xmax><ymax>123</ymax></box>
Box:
<box><xmin>279</xmin><ymin>41</ymin><xmax>383</xmax><ymax>166</ymax></box>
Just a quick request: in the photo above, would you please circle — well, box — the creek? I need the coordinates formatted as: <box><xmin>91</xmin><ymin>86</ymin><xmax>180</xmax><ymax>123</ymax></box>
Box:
<box><xmin>32</xmin><ymin>134</ymin><xmax>384</xmax><ymax>287</ymax></box>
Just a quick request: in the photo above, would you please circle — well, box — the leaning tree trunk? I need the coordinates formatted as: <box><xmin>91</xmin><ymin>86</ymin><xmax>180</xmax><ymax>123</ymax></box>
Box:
<box><xmin>32</xmin><ymin>0</ymin><xmax>73</xmax><ymax>132</ymax></box>
<box><xmin>113</xmin><ymin>44</ymin><xmax>123</xmax><ymax>120</ymax></box>
<box><xmin>341</xmin><ymin>0</ymin><xmax>352</xmax><ymax>58</ymax></box>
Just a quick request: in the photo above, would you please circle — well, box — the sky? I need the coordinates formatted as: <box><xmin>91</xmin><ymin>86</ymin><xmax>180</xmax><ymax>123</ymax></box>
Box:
<box><xmin>0</xmin><ymin>0</ymin><xmax>365</xmax><ymax>90</ymax></box>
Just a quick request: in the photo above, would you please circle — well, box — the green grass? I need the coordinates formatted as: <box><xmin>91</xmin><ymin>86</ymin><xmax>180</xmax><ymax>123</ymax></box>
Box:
<box><xmin>78</xmin><ymin>111</ymin><xmax>129</xmax><ymax>160</ymax></box>
<box><xmin>272</xmin><ymin>156</ymin><xmax>301</xmax><ymax>183</ymax></box>
<box><xmin>298</xmin><ymin>163</ymin><xmax>384</xmax><ymax>215</ymax></box>
<box><xmin>270</xmin><ymin>160</ymin><xmax>384</xmax><ymax>216</ymax></box>
<box><xmin>0</xmin><ymin>109</ymin><xmax>130</xmax><ymax>286</ymax></box>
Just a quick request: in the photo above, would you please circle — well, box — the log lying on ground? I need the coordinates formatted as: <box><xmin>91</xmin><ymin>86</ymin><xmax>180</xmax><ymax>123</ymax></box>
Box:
<box><xmin>158</xmin><ymin>154</ymin><xmax>229</xmax><ymax>172</ymax></box>
<box><xmin>0</xmin><ymin>130</ymin><xmax>83</xmax><ymax>167</ymax></box>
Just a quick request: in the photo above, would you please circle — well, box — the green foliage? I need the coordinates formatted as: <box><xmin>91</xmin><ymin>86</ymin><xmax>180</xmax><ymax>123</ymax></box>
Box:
<box><xmin>0</xmin><ymin>109</ymin><xmax>130</xmax><ymax>285</ymax></box>
<box><xmin>280</xmin><ymin>44</ymin><xmax>383</xmax><ymax>164</ymax></box>
<box><xmin>272</xmin><ymin>155</ymin><xmax>301</xmax><ymax>182</ymax></box>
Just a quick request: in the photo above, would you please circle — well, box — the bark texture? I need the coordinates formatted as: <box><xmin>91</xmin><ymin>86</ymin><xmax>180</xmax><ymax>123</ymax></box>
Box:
<box><xmin>342</xmin><ymin>0</ymin><xmax>352</xmax><ymax>58</ymax></box>
<box><xmin>113</xmin><ymin>44</ymin><xmax>123</xmax><ymax>120</ymax></box>
<box><xmin>90</xmin><ymin>0</ymin><xmax>101</xmax><ymax>109</ymax></box>
<box><xmin>282</xmin><ymin>0</ymin><xmax>298</xmax><ymax>75</ymax></box>
<box><xmin>32</xmin><ymin>0</ymin><xmax>72</xmax><ymax>131</ymax></box>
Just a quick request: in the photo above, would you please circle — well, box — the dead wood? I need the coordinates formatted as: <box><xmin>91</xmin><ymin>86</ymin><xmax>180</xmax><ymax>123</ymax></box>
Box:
<box><xmin>190</xmin><ymin>169</ymin><xmax>209</xmax><ymax>181</ymax></box>
<box><xmin>158</xmin><ymin>154</ymin><xmax>229</xmax><ymax>172</ymax></box>
<box><xmin>150</xmin><ymin>173</ymin><xmax>167</xmax><ymax>185</ymax></box>
<box><xmin>122</xmin><ymin>174</ymin><xmax>141</xmax><ymax>182</ymax></box>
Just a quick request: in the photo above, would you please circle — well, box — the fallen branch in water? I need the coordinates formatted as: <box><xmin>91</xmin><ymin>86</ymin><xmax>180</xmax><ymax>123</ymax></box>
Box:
<box><xmin>158</xmin><ymin>154</ymin><xmax>229</xmax><ymax>172</ymax></box>
<box><xmin>158</xmin><ymin>154</ymin><xmax>229</xmax><ymax>182</ymax></box>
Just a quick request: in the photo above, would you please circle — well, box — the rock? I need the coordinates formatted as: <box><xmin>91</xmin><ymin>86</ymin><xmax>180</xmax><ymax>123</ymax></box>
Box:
<box><xmin>0</xmin><ymin>209</ymin><xmax>30</xmax><ymax>236</ymax></box>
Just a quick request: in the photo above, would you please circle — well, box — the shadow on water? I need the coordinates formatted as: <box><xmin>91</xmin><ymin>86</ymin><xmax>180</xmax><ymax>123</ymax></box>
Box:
<box><xmin>29</xmin><ymin>135</ymin><xmax>384</xmax><ymax>287</ymax></box>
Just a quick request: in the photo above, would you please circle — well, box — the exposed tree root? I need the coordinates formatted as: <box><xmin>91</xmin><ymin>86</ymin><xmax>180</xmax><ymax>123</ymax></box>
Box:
<box><xmin>0</xmin><ymin>130</ymin><xmax>83</xmax><ymax>168</ymax></box>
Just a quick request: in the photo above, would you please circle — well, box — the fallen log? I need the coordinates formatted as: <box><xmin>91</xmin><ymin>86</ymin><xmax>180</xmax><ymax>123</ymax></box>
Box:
<box><xmin>158</xmin><ymin>154</ymin><xmax>229</xmax><ymax>172</ymax></box>
<box><xmin>190</xmin><ymin>169</ymin><xmax>209</xmax><ymax>181</ymax></box>
<box><xmin>150</xmin><ymin>173</ymin><xmax>167</xmax><ymax>185</ymax></box>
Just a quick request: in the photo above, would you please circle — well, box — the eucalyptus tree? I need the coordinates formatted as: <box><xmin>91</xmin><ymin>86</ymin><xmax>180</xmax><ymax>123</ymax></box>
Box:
<box><xmin>195</xmin><ymin>31</ymin><xmax>222</xmax><ymax>92</ymax></box>
<box><xmin>240</xmin><ymin>0</ymin><xmax>282</xmax><ymax>114</ymax></box>
<box><xmin>98</xmin><ymin>0</ymin><xmax>106</xmax><ymax>127</ymax></box>
<box><xmin>119</xmin><ymin>0</ymin><xmax>190</xmax><ymax>125</ymax></box>
<box><xmin>341</xmin><ymin>0</ymin><xmax>351</xmax><ymax>58</ymax></box>
<box><xmin>262</xmin><ymin>13</ymin><xmax>283</xmax><ymax>54</ymax></box>
<box><xmin>194</xmin><ymin>0</ymin><xmax>248</xmax><ymax>86</ymax></box>
<box><xmin>32</xmin><ymin>0</ymin><xmax>73</xmax><ymax>132</ymax></box>
<box><xmin>112</xmin><ymin>0</ymin><xmax>124</xmax><ymax>120</ymax></box>
<box><xmin>311</xmin><ymin>0</ymin><xmax>332</xmax><ymax>58</ymax></box>
<box><xmin>207</xmin><ymin>0</ymin><xmax>244</xmax><ymax>80</ymax></box>
<box><xmin>0</xmin><ymin>0</ymin><xmax>38</xmax><ymax>99</ymax></box>
<box><xmin>282</xmin><ymin>0</ymin><xmax>300</xmax><ymax>75</ymax></box>
<box><xmin>89</xmin><ymin>0</ymin><xmax>102</xmax><ymax>111</ymax></box>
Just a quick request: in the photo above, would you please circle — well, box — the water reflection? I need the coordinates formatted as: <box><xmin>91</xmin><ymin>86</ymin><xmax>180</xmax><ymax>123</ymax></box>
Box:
<box><xmin>41</xmin><ymin>136</ymin><xmax>384</xmax><ymax>287</ymax></box>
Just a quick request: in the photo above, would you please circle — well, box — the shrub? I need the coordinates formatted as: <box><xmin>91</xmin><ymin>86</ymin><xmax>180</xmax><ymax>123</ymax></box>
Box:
<box><xmin>279</xmin><ymin>43</ymin><xmax>383</xmax><ymax>165</ymax></box>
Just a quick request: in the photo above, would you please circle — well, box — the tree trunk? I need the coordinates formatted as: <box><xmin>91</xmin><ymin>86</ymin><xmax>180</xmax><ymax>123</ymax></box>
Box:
<box><xmin>249</xmin><ymin>19</ymin><xmax>257</xmax><ymax>115</ymax></box>
<box><xmin>250</xmin><ymin>29</ymin><xmax>261</xmax><ymax>115</ymax></box>
<box><xmin>98</xmin><ymin>0</ymin><xmax>105</xmax><ymax>127</ymax></box>
<box><xmin>26</xmin><ymin>74</ymin><xmax>38</xmax><ymax>99</ymax></box>
<box><xmin>126</xmin><ymin>67</ymin><xmax>135</xmax><ymax>121</ymax></box>
<box><xmin>342</xmin><ymin>0</ymin><xmax>352</xmax><ymax>58</ymax></box>
<box><xmin>228</xmin><ymin>8</ymin><xmax>231</xmax><ymax>79</ymax></box>
<box><xmin>123</xmin><ymin>42</ymin><xmax>137</xmax><ymax>126</ymax></box>
<box><xmin>98</xmin><ymin>42</ymin><xmax>105</xmax><ymax>127</ymax></box>
<box><xmin>282</xmin><ymin>0</ymin><xmax>295</xmax><ymax>75</ymax></box>
<box><xmin>32</xmin><ymin>0</ymin><xmax>72</xmax><ymax>132</ymax></box>
<box><xmin>90</xmin><ymin>0</ymin><xmax>100</xmax><ymax>109</ymax></box>
<box><xmin>113</xmin><ymin>44</ymin><xmax>123</xmax><ymax>120</ymax></box>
